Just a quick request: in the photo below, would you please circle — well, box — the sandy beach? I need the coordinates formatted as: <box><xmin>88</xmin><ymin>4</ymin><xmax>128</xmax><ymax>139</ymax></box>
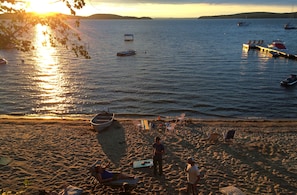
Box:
<box><xmin>1</xmin><ymin>117</ymin><xmax>297</xmax><ymax>194</ymax></box>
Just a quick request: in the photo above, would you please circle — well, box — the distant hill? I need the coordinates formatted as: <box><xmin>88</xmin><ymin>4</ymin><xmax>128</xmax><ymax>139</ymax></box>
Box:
<box><xmin>86</xmin><ymin>14</ymin><xmax>151</xmax><ymax>20</ymax></box>
<box><xmin>0</xmin><ymin>13</ymin><xmax>152</xmax><ymax>20</ymax></box>
<box><xmin>199</xmin><ymin>12</ymin><xmax>297</xmax><ymax>19</ymax></box>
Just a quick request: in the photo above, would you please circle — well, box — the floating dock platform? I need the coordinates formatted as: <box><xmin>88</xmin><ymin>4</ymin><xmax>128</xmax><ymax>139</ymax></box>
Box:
<box><xmin>243</xmin><ymin>41</ymin><xmax>297</xmax><ymax>60</ymax></box>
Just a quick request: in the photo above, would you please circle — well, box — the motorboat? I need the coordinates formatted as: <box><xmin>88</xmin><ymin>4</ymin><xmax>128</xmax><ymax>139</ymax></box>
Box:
<box><xmin>0</xmin><ymin>58</ymin><xmax>8</xmax><ymax>65</ymax></box>
<box><xmin>90</xmin><ymin>111</ymin><xmax>115</xmax><ymax>132</ymax></box>
<box><xmin>280</xmin><ymin>74</ymin><xmax>297</xmax><ymax>87</ymax></box>
<box><xmin>268</xmin><ymin>40</ymin><xmax>287</xmax><ymax>50</ymax></box>
<box><xmin>269</xmin><ymin>51</ymin><xmax>280</xmax><ymax>58</ymax></box>
<box><xmin>117</xmin><ymin>50</ymin><xmax>136</xmax><ymax>56</ymax></box>
<box><xmin>124</xmin><ymin>34</ymin><xmax>134</xmax><ymax>41</ymax></box>
<box><xmin>284</xmin><ymin>23</ymin><xmax>297</xmax><ymax>30</ymax></box>
<box><xmin>237</xmin><ymin>21</ymin><xmax>249</xmax><ymax>26</ymax></box>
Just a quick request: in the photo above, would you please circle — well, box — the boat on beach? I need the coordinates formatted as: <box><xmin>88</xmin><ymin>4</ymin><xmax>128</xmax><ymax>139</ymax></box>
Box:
<box><xmin>280</xmin><ymin>74</ymin><xmax>297</xmax><ymax>87</ymax></box>
<box><xmin>90</xmin><ymin>111</ymin><xmax>115</xmax><ymax>132</ymax></box>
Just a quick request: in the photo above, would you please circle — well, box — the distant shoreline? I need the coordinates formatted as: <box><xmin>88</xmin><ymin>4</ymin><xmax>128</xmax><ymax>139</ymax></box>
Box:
<box><xmin>1</xmin><ymin>12</ymin><xmax>297</xmax><ymax>20</ymax></box>
<box><xmin>199</xmin><ymin>11</ymin><xmax>297</xmax><ymax>19</ymax></box>
<box><xmin>0</xmin><ymin>13</ymin><xmax>152</xmax><ymax>20</ymax></box>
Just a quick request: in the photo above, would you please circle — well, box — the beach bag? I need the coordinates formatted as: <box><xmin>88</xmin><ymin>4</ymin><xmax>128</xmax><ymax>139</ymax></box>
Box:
<box><xmin>58</xmin><ymin>185</ymin><xmax>83</xmax><ymax>195</ymax></box>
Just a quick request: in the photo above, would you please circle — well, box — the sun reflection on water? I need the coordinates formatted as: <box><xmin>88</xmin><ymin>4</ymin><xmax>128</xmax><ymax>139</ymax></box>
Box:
<box><xmin>32</xmin><ymin>24</ymin><xmax>69</xmax><ymax>115</ymax></box>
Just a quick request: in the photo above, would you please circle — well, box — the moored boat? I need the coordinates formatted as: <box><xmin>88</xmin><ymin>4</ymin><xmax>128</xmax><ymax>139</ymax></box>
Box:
<box><xmin>237</xmin><ymin>21</ymin><xmax>249</xmax><ymax>26</ymax></box>
<box><xmin>269</xmin><ymin>51</ymin><xmax>280</xmax><ymax>58</ymax></box>
<box><xmin>90</xmin><ymin>111</ymin><xmax>115</xmax><ymax>132</ymax></box>
<box><xmin>0</xmin><ymin>58</ymin><xmax>8</xmax><ymax>65</ymax></box>
<box><xmin>124</xmin><ymin>34</ymin><xmax>134</xmax><ymax>41</ymax></box>
<box><xmin>117</xmin><ymin>50</ymin><xmax>136</xmax><ymax>56</ymax></box>
<box><xmin>268</xmin><ymin>40</ymin><xmax>287</xmax><ymax>50</ymax></box>
<box><xmin>284</xmin><ymin>23</ymin><xmax>297</xmax><ymax>30</ymax></box>
<box><xmin>280</xmin><ymin>74</ymin><xmax>297</xmax><ymax>87</ymax></box>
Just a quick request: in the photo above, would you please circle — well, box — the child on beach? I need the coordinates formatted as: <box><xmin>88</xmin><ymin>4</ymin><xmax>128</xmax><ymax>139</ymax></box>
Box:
<box><xmin>185</xmin><ymin>157</ymin><xmax>200</xmax><ymax>195</ymax></box>
<box><xmin>153</xmin><ymin>136</ymin><xmax>165</xmax><ymax>176</ymax></box>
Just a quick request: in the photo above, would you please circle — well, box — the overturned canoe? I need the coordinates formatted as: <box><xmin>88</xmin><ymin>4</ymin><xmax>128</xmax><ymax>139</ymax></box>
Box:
<box><xmin>90</xmin><ymin>111</ymin><xmax>115</xmax><ymax>132</ymax></box>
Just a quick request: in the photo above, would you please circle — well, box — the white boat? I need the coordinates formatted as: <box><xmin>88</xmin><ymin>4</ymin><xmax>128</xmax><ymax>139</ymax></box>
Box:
<box><xmin>284</xmin><ymin>23</ymin><xmax>297</xmax><ymax>30</ymax></box>
<box><xmin>90</xmin><ymin>111</ymin><xmax>115</xmax><ymax>132</ymax></box>
<box><xmin>268</xmin><ymin>40</ymin><xmax>287</xmax><ymax>50</ymax></box>
<box><xmin>117</xmin><ymin>50</ymin><xmax>136</xmax><ymax>56</ymax></box>
<box><xmin>124</xmin><ymin>34</ymin><xmax>134</xmax><ymax>41</ymax></box>
<box><xmin>237</xmin><ymin>21</ymin><xmax>249</xmax><ymax>26</ymax></box>
<box><xmin>0</xmin><ymin>58</ymin><xmax>8</xmax><ymax>65</ymax></box>
<box><xmin>280</xmin><ymin>74</ymin><xmax>297</xmax><ymax>87</ymax></box>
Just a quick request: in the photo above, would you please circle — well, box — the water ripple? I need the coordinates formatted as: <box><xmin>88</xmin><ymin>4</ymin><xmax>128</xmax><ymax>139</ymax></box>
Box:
<box><xmin>1</xmin><ymin>19</ymin><xmax>297</xmax><ymax>119</ymax></box>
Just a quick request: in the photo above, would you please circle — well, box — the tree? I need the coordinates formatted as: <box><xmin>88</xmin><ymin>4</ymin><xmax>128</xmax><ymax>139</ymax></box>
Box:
<box><xmin>0</xmin><ymin>0</ymin><xmax>90</xmax><ymax>59</ymax></box>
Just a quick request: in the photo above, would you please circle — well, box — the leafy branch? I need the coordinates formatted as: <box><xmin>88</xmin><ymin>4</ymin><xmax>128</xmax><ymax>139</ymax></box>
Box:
<box><xmin>0</xmin><ymin>0</ymin><xmax>90</xmax><ymax>59</ymax></box>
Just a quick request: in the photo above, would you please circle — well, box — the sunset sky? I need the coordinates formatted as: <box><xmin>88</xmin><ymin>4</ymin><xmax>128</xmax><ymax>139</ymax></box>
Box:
<box><xmin>24</xmin><ymin>0</ymin><xmax>296</xmax><ymax>18</ymax></box>
<box><xmin>75</xmin><ymin>0</ymin><xmax>296</xmax><ymax>18</ymax></box>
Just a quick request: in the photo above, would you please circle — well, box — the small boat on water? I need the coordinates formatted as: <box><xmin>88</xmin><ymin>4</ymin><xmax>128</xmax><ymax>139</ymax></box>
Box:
<box><xmin>280</xmin><ymin>74</ymin><xmax>297</xmax><ymax>87</ymax></box>
<box><xmin>0</xmin><ymin>58</ymin><xmax>8</xmax><ymax>65</ymax></box>
<box><xmin>117</xmin><ymin>50</ymin><xmax>136</xmax><ymax>57</ymax></box>
<box><xmin>269</xmin><ymin>51</ymin><xmax>280</xmax><ymax>58</ymax></box>
<box><xmin>90</xmin><ymin>111</ymin><xmax>115</xmax><ymax>132</ymax></box>
<box><xmin>237</xmin><ymin>21</ymin><xmax>249</xmax><ymax>26</ymax></box>
<box><xmin>124</xmin><ymin>34</ymin><xmax>134</xmax><ymax>41</ymax></box>
<box><xmin>284</xmin><ymin>23</ymin><xmax>297</xmax><ymax>30</ymax></box>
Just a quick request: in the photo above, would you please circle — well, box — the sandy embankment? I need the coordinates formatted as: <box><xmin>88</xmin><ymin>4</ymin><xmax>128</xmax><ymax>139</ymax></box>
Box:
<box><xmin>0</xmin><ymin>118</ymin><xmax>297</xmax><ymax>194</ymax></box>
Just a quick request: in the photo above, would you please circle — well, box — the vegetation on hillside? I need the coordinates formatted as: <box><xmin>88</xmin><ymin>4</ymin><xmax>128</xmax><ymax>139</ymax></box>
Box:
<box><xmin>199</xmin><ymin>12</ymin><xmax>297</xmax><ymax>19</ymax></box>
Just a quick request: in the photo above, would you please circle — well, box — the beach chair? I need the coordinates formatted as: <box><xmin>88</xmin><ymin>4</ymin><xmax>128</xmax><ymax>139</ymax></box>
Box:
<box><xmin>166</xmin><ymin>123</ymin><xmax>177</xmax><ymax>134</ymax></box>
<box><xmin>224</xmin><ymin>130</ymin><xmax>236</xmax><ymax>142</ymax></box>
<box><xmin>202</xmin><ymin>133</ymin><xmax>220</xmax><ymax>144</ymax></box>
<box><xmin>133</xmin><ymin>120</ymin><xmax>142</xmax><ymax>130</ymax></box>
<box><xmin>176</xmin><ymin>113</ymin><xmax>186</xmax><ymax>125</ymax></box>
<box><xmin>141</xmin><ymin>119</ymin><xmax>150</xmax><ymax>130</ymax></box>
<box><xmin>89</xmin><ymin>160</ymin><xmax>139</xmax><ymax>190</ymax></box>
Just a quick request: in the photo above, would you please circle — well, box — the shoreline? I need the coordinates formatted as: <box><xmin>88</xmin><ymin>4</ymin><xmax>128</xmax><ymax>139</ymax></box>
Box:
<box><xmin>3</xmin><ymin>114</ymin><xmax>297</xmax><ymax>122</ymax></box>
<box><xmin>1</xmin><ymin>118</ymin><xmax>297</xmax><ymax>194</ymax></box>
<box><xmin>2</xmin><ymin>117</ymin><xmax>297</xmax><ymax>131</ymax></box>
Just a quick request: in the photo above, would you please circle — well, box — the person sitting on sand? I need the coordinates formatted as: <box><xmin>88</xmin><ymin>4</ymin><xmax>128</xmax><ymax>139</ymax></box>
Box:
<box><xmin>185</xmin><ymin>157</ymin><xmax>200</xmax><ymax>195</ymax></box>
<box><xmin>95</xmin><ymin>164</ymin><xmax>134</xmax><ymax>183</ymax></box>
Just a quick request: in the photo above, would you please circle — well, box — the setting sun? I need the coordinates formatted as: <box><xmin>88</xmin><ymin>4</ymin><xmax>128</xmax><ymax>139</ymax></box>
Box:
<box><xmin>25</xmin><ymin>0</ymin><xmax>68</xmax><ymax>15</ymax></box>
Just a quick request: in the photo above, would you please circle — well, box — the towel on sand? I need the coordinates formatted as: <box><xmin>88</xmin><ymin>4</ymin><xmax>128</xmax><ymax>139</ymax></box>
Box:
<box><xmin>59</xmin><ymin>185</ymin><xmax>83</xmax><ymax>195</ymax></box>
<box><xmin>219</xmin><ymin>186</ymin><xmax>245</xmax><ymax>195</ymax></box>
<box><xmin>0</xmin><ymin>156</ymin><xmax>12</xmax><ymax>165</ymax></box>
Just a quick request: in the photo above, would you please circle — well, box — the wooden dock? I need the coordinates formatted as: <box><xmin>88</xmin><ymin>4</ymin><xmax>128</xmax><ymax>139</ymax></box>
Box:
<box><xmin>243</xmin><ymin>43</ymin><xmax>297</xmax><ymax>60</ymax></box>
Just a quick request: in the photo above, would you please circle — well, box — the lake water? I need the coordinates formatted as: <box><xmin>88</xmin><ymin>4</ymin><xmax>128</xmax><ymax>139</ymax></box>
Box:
<box><xmin>1</xmin><ymin>18</ymin><xmax>297</xmax><ymax>119</ymax></box>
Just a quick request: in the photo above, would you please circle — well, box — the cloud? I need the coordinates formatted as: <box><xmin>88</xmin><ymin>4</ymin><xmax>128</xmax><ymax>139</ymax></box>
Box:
<box><xmin>87</xmin><ymin>0</ymin><xmax>296</xmax><ymax>5</ymax></box>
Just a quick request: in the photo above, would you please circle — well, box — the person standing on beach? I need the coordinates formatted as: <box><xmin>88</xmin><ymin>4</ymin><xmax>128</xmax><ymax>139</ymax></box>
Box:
<box><xmin>185</xmin><ymin>157</ymin><xmax>200</xmax><ymax>195</ymax></box>
<box><xmin>153</xmin><ymin>136</ymin><xmax>165</xmax><ymax>176</ymax></box>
